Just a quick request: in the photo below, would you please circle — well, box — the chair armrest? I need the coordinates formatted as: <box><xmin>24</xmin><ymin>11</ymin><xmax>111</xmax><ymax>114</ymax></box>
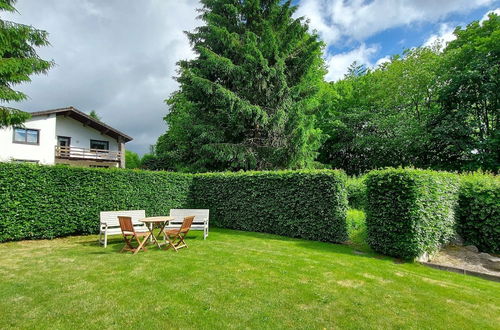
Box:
<box><xmin>100</xmin><ymin>222</ymin><xmax>108</xmax><ymax>230</ymax></box>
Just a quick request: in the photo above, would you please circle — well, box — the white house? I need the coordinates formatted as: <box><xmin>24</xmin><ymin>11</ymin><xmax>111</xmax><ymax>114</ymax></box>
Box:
<box><xmin>0</xmin><ymin>107</ymin><xmax>132</xmax><ymax>168</ymax></box>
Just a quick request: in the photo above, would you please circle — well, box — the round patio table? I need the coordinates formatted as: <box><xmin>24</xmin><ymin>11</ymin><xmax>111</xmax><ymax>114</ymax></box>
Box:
<box><xmin>139</xmin><ymin>216</ymin><xmax>174</xmax><ymax>250</ymax></box>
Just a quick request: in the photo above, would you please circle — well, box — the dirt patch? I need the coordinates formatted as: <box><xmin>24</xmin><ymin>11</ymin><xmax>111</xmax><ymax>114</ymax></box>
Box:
<box><xmin>429</xmin><ymin>245</ymin><xmax>500</xmax><ymax>277</ymax></box>
<box><xmin>336</xmin><ymin>280</ymin><xmax>364</xmax><ymax>288</ymax></box>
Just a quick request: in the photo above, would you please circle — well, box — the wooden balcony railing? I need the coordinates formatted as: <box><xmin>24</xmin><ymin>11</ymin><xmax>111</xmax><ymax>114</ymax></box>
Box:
<box><xmin>55</xmin><ymin>146</ymin><xmax>121</xmax><ymax>162</ymax></box>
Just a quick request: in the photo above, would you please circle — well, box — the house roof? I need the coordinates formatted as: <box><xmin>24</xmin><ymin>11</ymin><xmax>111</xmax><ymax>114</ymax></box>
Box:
<box><xmin>30</xmin><ymin>107</ymin><xmax>133</xmax><ymax>143</ymax></box>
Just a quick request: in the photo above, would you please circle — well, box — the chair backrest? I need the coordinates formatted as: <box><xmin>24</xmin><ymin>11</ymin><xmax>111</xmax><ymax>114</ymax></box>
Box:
<box><xmin>118</xmin><ymin>216</ymin><xmax>135</xmax><ymax>234</ymax></box>
<box><xmin>100</xmin><ymin>210</ymin><xmax>146</xmax><ymax>227</ymax></box>
<box><xmin>169</xmin><ymin>209</ymin><xmax>209</xmax><ymax>224</ymax></box>
<box><xmin>180</xmin><ymin>216</ymin><xmax>195</xmax><ymax>233</ymax></box>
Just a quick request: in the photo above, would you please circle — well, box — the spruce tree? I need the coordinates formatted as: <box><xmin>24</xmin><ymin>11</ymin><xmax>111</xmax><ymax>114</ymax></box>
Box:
<box><xmin>159</xmin><ymin>0</ymin><xmax>325</xmax><ymax>172</ymax></box>
<box><xmin>0</xmin><ymin>0</ymin><xmax>53</xmax><ymax>128</ymax></box>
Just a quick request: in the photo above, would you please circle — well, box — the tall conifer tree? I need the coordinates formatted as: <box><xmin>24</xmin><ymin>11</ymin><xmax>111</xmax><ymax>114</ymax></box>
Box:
<box><xmin>159</xmin><ymin>0</ymin><xmax>325</xmax><ymax>172</ymax></box>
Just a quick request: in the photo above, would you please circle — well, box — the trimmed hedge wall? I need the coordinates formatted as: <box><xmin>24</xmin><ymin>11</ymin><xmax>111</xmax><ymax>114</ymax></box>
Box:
<box><xmin>0</xmin><ymin>164</ymin><xmax>349</xmax><ymax>243</ymax></box>
<box><xmin>0</xmin><ymin>163</ymin><xmax>192</xmax><ymax>242</ymax></box>
<box><xmin>190</xmin><ymin>170</ymin><xmax>348</xmax><ymax>243</ymax></box>
<box><xmin>457</xmin><ymin>173</ymin><xmax>500</xmax><ymax>254</ymax></box>
<box><xmin>365</xmin><ymin>168</ymin><xmax>460</xmax><ymax>259</ymax></box>
<box><xmin>346</xmin><ymin>176</ymin><xmax>367</xmax><ymax>210</ymax></box>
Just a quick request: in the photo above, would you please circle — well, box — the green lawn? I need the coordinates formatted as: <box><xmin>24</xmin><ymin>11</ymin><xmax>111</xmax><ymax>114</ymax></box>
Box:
<box><xmin>0</xmin><ymin>228</ymin><xmax>499</xmax><ymax>329</ymax></box>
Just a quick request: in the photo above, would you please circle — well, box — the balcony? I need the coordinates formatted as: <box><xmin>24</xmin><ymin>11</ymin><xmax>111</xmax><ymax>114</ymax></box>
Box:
<box><xmin>55</xmin><ymin>146</ymin><xmax>121</xmax><ymax>162</ymax></box>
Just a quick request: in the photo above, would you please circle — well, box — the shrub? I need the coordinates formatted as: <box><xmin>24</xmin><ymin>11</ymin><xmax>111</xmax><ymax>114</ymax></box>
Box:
<box><xmin>0</xmin><ymin>163</ymin><xmax>193</xmax><ymax>242</ymax></box>
<box><xmin>365</xmin><ymin>168</ymin><xmax>459</xmax><ymax>259</ymax></box>
<box><xmin>457</xmin><ymin>172</ymin><xmax>500</xmax><ymax>254</ymax></box>
<box><xmin>346</xmin><ymin>176</ymin><xmax>367</xmax><ymax>210</ymax></box>
<box><xmin>190</xmin><ymin>170</ymin><xmax>348</xmax><ymax>243</ymax></box>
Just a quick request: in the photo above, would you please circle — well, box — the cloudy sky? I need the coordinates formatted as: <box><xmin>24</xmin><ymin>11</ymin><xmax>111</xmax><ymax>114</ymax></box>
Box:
<box><xmin>2</xmin><ymin>0</ymin><xmax>499</xmax><ymax>154</ymax></box>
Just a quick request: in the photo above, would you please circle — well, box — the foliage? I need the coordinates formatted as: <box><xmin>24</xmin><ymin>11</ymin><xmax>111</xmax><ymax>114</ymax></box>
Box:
<box><xmin>2</xmin><ymin>229</ymin><xmax>499</xmax><ymax>329</ymax></box>
<box><xmin>434</xmin><ymin>13</ymin><xmax>500</xmax><ymax>171</ymax></box>
<box><xmin>457</xmin><ymin>172</ymin><xmax>500</xmax><ymax>253</ymax></box>
<box><xmin>88</xmin><ymin>110</ymin><xmax>101</xmax><ymax>121</ymax></box>
<box><xmin>317</xmin><ymin>47</ymin><xmax>442</xmax><ymax>174</ymax></box>
<box><xmin>139</xmin><ymin>153</ymin><xmax>176</xmax><ymax>171</ymax></box>
<box><xmin>0</xmin><ymin>163</ymin><xmax>193</xmax><ymax>241</ymax></box>
<box><xmin>125</xmin><ymin>150</ymin><xmax>141</xmax><ymax>169</ymax></box>
<box><xmin>346</xmin><ymin>176</ymin><xmax>366</xmax><ymax>209</ymax></box>
<box><xmin>0</xmin><ymin>0</ymin><xmax>53</xmax><ymax>128</ymax></box>
<box><xmin>157</xmin><ymin>0</ymin><xmax>326</xmax><ymax>172</ymax></box>
<box><xmin>190</xmin><ymin>170</ymin><xmax>348</xmax><ymax>243</ymax></box>
<box><xmin>365</xmin><ymin>168</ymin><xmax>460</xmax><ymax>259</ymax></box>
<box><xmin>317</xmin><ymin>14</ymin><xmax>500</xmax><ymax>174</ymax></box>
<box><xmin>346</xmin><ymin>208</ymin><xmax>370</xmax><ymax>252</ymax></box>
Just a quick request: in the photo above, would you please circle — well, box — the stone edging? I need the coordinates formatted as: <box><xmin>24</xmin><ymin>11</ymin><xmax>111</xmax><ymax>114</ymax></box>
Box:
<box><xmin>420</xmin><ymin>262</ymin><xmax>500</xmax><ymax>282</ymax></box>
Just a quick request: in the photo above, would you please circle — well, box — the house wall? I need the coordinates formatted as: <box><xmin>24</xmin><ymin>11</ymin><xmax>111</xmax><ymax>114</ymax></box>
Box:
<box><xmin>0</xmin><ymin>114</ymin><xmax>57</xmax><ymax>164</ymax></box>
<box><xmin>55</xmin><ymin>116</ymin><xmax>119</xmax><ymax>151</ymax></box>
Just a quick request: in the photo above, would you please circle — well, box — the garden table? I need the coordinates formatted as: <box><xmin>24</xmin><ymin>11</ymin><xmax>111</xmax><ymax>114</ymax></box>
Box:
<box><xmin>138</xmin><ymin>216</ymin><xmax>174</xmax><ymax>251</ymax></box>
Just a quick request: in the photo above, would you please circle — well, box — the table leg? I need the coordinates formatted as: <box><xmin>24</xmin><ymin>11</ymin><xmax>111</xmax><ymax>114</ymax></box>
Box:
<box><xmin>150</xmin><ymin>231</ymin><xmax>162</xmax><ymax>248</ymax></box>
<box><xmin>134</xmin><ymin>232</ymin><xmax>151</xmax><ymax>255</ymax></box>
<box><xmin>157</xmin><ymin>220</ymin><xmax>170</xmax><ymax>250</ymax></box>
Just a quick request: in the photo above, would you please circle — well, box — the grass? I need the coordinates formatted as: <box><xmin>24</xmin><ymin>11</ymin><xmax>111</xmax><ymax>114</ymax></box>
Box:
<box><xmin>0</xmin><ymin>228</ymin><xmax>499</xmax><ymax>329</ymax></box>
<box><xmin>346</xmin><ymin>208</ymin><xmax>371</xmax><ymax>252</ymax></box>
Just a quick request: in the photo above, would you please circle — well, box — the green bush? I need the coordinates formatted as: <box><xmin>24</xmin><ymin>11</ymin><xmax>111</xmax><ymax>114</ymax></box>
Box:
<box><xmin>190</xmin><ymin>170</ymin><xmax>348</xmax><ymax>243</ymax></box>
<box><xmin>0</xmin><ymin>163</ymin><xmax>193</xmax><ymax>242</ymax></box>
<box><xmin>457</xmin><ymin>172</ymin><xmax>500</xmax><ymax>254</ymax></box>
<box><xmin>346</xmin><ymin>176</ymin><xmax>367</xmax><ymax>210</ymax></box>
<box><xmin>365</xmin><ymin>168</ymin><xmax>459</xmax><ymax>259</ymax></box>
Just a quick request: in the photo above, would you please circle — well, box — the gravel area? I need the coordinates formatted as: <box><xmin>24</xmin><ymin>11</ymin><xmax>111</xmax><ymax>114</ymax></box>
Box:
<box><xmin>429</xmin><ymin>245</ymin><xmax>500</xmax><ymax>276</ymax></box>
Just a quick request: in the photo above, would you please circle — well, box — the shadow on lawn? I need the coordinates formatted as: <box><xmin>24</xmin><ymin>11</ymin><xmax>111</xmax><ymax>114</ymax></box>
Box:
<box><xmin>77</xmin><ymin>233</ymin><xmax>203</xmax><ymax>254</ymax></box>
<box><xmin>213</xmin><ymin>228</ymin><xmax>397</xmax><ymax>263</ymax></box>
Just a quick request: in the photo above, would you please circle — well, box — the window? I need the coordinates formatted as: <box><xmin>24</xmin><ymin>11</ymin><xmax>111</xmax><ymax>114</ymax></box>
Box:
<box><xmin>13</xmin><ymin>128</ymin><xmax>40</xmax><ymax>145</ymax></box>
<box><xmin>90</xmin><ymin>140</ymin><xmax>109</xmax><ymax>150</ymax></box>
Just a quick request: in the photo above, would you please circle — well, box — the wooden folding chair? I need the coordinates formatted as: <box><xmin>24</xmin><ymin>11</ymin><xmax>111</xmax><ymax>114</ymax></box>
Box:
<box><xmin>163</xmin><ymin>216</ymin><xmax>194</xmax><ymax>252</ymax></box>
<box><xmin>118</xmin><ymin>216</ymin><xmax>149</xmax><ymax>254</ymax></box>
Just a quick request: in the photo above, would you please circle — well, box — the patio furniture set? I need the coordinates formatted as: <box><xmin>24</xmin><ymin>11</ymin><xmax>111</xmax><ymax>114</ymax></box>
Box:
<box><xmin>98</xmin><ymin>209</ymin><xmax>209</xmax><ymax>254</ymax></box>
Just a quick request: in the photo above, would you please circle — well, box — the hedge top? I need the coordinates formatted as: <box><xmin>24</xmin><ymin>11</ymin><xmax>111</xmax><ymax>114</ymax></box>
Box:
<box><xmin>194</xmin><ymin>168</ymin><xmax>347</xmax><ymax>178</ymax></box>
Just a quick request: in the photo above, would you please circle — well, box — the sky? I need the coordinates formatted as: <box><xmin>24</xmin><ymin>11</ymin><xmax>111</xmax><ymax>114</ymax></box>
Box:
<box><xmin>2</xmin><ymin>0</ymin><xmax>499</xmax><ymax>155</ymax></box>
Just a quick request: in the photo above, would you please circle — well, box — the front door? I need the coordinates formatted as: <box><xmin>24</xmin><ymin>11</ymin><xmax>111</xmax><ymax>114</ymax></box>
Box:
<box><xmin>57</xmin><ymin>136</ymin><xmax>71</xmax><ymax>157</ymax></box>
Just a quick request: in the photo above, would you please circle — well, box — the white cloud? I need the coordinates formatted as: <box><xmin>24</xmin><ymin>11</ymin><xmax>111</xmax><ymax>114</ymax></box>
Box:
<box><xmin>325</xmin><ymin>44</ymin><xmax>380</xmax><ymax>81</ymax></box>
<box><xmin>481</xmin><ymin>8</ymin><xmax>500</xmax><ymax>22</ymax></box>
<box><xmin>423</xmin><ymin>23</ymin><xmax>457</xmax><ymax>49</ymax></box>
<box><xmin>375</xmin><ymin>56</ymin><xmax>391</xmax><ymax>67</ymax></box>
<box><xmin>423</xmin><ymin>7</ymin><xmax>499</xmax><ymax>50</ymax></box>
<box><xmin>297</xmin><ymin>0</ymin><xmax>495</xmax><ymax>81</ymax></box>
<box><xmin>297</xmin><ymin>0</ymin><xmax>494</xmax><ymax>43</ymax></box>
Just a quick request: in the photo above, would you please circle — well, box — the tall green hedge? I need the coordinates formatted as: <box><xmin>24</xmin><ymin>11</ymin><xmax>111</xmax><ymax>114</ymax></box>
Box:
<box><xmin>365</xmin><ymin>168</ymin><xmax>459</xmax><ymax>259</ymax></box>
<box><xmin>0</xmin><ymin>164</ymin><xmax>349</xmax><ymax>243</ymax></box>
<box><xmin>457</xmin><ymin>173</ymin><xmax>499</xmax><ymax>254</ymax></box>
<box><xmin>0</xmin><ymin>163</ymin><xmax>192</xmax><ymax>242</ymax></box>
<box><xmin>190</xmin><ymin>170</ymin><xmax>348</xmax><ymax>243</ymax></box>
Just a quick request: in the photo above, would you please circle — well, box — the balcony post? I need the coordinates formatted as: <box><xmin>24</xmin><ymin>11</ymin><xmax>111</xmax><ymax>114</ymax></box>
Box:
<box><xmin>118</xmin><ymin>137</ymin><xmax>125</xmax><ymax>168</ymax></box>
